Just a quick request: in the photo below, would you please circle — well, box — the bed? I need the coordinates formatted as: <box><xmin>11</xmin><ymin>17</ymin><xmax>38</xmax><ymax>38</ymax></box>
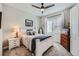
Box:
<box><xmin>22</xmin><ymin>34</ymin><xmax>53</xmax><ymax>56</ymax></box>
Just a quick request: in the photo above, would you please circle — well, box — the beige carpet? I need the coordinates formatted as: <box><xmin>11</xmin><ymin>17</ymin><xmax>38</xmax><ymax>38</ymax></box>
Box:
<box><xmin>43</xmin><ymin>42</ymin><xmax>72</xmax><ymax>56</ymax></box>
<box><xmin>3</xmin><ymin>46</ymin><xmax>32</xmax><ymax>56</ymax></box>
<box><xmin>3</xmin><ymin>42</ymin><xmax>72</xmax><ymax>56</ymax></box>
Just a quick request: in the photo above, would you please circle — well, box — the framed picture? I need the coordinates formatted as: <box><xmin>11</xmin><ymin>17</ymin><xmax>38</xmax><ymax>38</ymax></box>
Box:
<box><xmin>0</xmin><ymin>12</ymin><xmax>2</xmax><ymax>29</ymax></box>
<box><xmin>25</xmin><ymin>19</ymin><xmax>33</xmax><ymax>27</ymax></box>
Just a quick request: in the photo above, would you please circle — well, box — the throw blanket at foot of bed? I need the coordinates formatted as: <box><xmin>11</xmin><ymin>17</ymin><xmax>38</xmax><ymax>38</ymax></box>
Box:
<box><xmin>31</xmin><ymin>35</ymin><xmax>53</xmax><ymax>56</ymax></box>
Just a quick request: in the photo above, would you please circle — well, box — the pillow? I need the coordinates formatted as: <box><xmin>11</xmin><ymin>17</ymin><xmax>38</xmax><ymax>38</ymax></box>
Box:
<box><xmin>20</xmin><ymin>28</ymin><xmax>26</xmax><ymax>35</ymax></box>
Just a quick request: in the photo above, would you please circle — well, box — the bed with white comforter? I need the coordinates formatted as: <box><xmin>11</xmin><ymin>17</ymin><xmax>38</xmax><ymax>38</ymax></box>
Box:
<box><xmin>22</xmin><ymin>34</ymin><xmax>53</xmax><ymax>56</ymax></box>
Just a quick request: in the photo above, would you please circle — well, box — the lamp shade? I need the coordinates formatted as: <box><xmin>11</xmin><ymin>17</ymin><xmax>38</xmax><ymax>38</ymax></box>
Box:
<box><xmin>11</xmin><ymin>26</ymin><xmax>20</xmax><ymax>38</ymax></box>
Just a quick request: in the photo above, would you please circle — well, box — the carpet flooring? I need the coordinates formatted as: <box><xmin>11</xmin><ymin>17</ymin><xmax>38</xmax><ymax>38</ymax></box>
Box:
<box><xmin>3</xmin><ymin>46</ymin><xmax>32</xmax><ymax>56</ymax></box>
<box><xmin>43</xmin><ymin>42</ymin><xmax>72</xmax><ymax>56</ymax></box>
<box><xmin>3</xmin><ymin>42</ymin><xmax>72</xmax><ymax>56</ymax></box>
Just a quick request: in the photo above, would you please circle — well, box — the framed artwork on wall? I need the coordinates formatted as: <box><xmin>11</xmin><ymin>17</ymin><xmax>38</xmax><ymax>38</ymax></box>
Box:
<box><xmin>25</xmin><ymin>19</ymin><xmax>33</xmax><ymax>27</ymax></box>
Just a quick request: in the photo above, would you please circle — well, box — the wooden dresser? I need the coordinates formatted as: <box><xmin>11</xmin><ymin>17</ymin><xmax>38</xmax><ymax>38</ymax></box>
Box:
<box><xmin>61</xmin><ymin>29</ymin><xmax>70</xmax><ymax>51</ymax></box>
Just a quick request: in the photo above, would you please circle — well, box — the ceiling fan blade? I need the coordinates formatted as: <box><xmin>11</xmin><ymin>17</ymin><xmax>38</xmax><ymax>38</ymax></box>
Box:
<box><xmin>44</xmin><ymin>4</ymin><xmax>55</xmax><ymax>9</ymax></box>
<box><xmin>32</xmin><ymin>5</ymin><xmax>41</xmax><ymax>9</ymax></box>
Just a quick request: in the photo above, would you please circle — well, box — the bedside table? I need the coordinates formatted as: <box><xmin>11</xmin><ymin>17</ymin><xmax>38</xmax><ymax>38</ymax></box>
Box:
<box><xmin>8</xmin><ymin>38</ymin><xmax>20</xmax><ymax>50</ymax></box>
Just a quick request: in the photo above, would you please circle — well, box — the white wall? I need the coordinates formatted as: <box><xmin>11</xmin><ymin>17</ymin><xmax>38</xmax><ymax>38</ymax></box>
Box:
<box><xmin>0</xmin><ymin>4</ymin><xmax>2</xmax><ymax>12</ymax></box>
<box><xmin>0</xmin><ymin>3</ymin><xmax>2</xmax><ymax>56</ymax></box>
<box><xmin>70</xmin><ymin>4</ymin><xmax>79</xmax><ymax>56</ymax></box>
<box><xmin>2</xmin><ymin>4</ymin><xmax>39</xmax><ymax>40</ymax></box>
<box><xmin>64</xmin><ymin>9</ymin><xmax>70</xmax><ymax>28</ymax></box>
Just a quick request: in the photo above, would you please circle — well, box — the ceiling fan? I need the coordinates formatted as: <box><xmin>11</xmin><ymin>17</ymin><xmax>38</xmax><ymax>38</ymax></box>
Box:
<box><xmin>32</xmin><ymin>3</ymin><xmax>55</xmax><ymax>14</ymax></box>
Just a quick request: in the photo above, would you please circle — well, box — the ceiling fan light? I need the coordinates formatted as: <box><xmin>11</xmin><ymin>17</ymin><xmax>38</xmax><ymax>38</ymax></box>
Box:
<box><xmin>41</xmin><ymin>8</ymin><xmax>44</xmax><ymax>12</ymax></box>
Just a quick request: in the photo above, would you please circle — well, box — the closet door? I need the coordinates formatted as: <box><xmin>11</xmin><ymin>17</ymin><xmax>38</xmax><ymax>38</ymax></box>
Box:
<box><xmin>70</xmin><ymin>5</ymin><xmax>79</xmax><ymax>35</ymax></box>
<box><xmin>70</xmin><ymin>4</ymin><xmax>79</xmax><ymax>56</ymax></box>
<box><xmin>0</xmin><ymin>4</ymin><xmax>2</xmax><ymax>56</ymax></box>
<box><xmin>0</xmin><ymin>29</ymin><xmax>2</xmax><ymax>56</ymax></box>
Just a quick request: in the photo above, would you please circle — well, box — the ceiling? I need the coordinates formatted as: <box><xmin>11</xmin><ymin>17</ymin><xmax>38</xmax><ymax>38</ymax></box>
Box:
<box><xmin>5</xmin><ymin>3</ymin><xmax>75</xmax><ymax>16</ymax></box>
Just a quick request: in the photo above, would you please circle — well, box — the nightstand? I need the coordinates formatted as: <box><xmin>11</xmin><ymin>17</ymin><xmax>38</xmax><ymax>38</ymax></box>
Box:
<box><xmin>8</xmin><ymin>38</ymin><xmax>20</xmax><ymax>50</ymax></box>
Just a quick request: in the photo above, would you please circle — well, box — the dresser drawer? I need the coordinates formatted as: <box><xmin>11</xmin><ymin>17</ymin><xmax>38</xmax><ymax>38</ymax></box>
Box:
<box><xmin>61</xmin><ymin>33</ymin><xmax>70</xmax><ymax>51</ymax></box>
<box><xmin>61</xmin><ymin>35</ymin><xmax>68</xmax><ymax>39</ymax></box>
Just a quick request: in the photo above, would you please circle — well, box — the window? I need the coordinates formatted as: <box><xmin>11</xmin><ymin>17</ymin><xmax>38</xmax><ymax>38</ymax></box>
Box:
<box><xmin>47</xmin><ymin>20</ymin><xmax>52</xmax><ymax>33</ymax></box>
<box><xmin>46</xmin><ymin>14</ymin><xmax>64</xmax><ymax>34</ymax></box>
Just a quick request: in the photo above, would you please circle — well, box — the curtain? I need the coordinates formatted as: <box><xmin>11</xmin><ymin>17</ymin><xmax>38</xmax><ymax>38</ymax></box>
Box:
<box><xmin>46</xmin><ymin>14</ymin><xmax>64</xmax><ymax>35</ymax></box>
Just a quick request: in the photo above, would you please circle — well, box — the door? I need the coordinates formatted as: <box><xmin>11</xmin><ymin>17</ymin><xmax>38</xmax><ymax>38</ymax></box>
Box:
<box><xmin>70</xmin><ymin>4</ymin><xmax>79</xmax><ymax>56</ymax></box>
